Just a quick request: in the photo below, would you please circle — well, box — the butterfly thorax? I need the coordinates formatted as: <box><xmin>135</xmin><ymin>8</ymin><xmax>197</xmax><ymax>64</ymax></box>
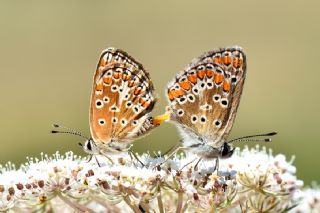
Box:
<box><xmin>178</xmin><ymin>126</ymin><xmax>234</xmax><ymax>159</ymax></box>
<box><xmin>82</xmin><ymin>138</ymin><xmax>130</xmax><ymax>155</ymax></box>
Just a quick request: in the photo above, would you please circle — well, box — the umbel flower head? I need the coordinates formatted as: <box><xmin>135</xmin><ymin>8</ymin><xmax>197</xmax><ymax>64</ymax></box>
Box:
<box><xmin>0</xmin><ymin>146</ymin><xmax>317</xmax><ymax>212</ymax></box>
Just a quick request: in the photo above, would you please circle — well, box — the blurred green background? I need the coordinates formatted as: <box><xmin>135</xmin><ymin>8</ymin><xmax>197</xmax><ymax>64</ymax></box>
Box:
<box><xmin>0</xmin><ymin>1</ymin><xmax>319</xmax><ymax>184</ymax></box>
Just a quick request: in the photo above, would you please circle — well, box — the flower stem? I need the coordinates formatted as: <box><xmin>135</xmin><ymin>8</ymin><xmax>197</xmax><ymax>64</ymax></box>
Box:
<box><xmin>94</xmin><ymin>196</ymin><xmax>121</xmax><ymax>213</ymax></box>
<box><xmin>176</xmin><ymin>191</ymin><xmax>184</xmax><ymax>213</ymax></box>
<box><xmin>57</xmin><ymin>193</ymin><xmax>95</xmax><ymax>213</ymax></box>
<box><xmin>123</xmin><ymin>195</ymin><xmax>141</xmax><ymax>213</ymax></box>
<box><xmin>157</xmin><ymin>187</ymin><xmax>164</xmax><ymax>213</ymax></box>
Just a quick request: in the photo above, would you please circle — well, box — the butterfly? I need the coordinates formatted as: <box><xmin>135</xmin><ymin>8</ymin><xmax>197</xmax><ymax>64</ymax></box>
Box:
<box><xmin>52</xmin><ymin>48</ymin><xmax>169</xmax><ymax>161</ymax></box>
<box><xmin>165</xmin><ymin>46</ymin><xmax>276</xmax><ymax>163</ymax></box>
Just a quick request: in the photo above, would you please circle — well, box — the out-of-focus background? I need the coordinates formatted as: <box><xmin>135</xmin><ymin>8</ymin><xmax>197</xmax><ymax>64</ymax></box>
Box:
<box><xmin>0</xmin><ymin>1</ymin><xmax>319</xmax><ymax>184</ymax></box>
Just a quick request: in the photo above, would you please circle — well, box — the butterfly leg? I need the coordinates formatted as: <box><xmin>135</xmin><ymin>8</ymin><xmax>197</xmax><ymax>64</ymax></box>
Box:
<box><xmin>179</xmin><ymin>157</ymin><xmax>198</xmax><ymax>171</ymax></box>
<box><xmin>213</xmin><ymin>158</ymin><xmax>219</xmax><ymax>174</ymax></box>
<box><xmin>128</xmin><ymin>150</ymin><xmax>145</xmax><ymax>167</ymax></box>
<box><xmin>94</xmin><ymin>155</ymin><xmax>101</xmax><ymax>167</ymax></box>
<box><xmin>153</xmin><ymin>146</ymin><xmax>183</xmax><ymax>170</ymax></box>
<box><xmin>193</xmin><ymin>157</ymin><xmax>203</xmax><ymax>171</ymax></box>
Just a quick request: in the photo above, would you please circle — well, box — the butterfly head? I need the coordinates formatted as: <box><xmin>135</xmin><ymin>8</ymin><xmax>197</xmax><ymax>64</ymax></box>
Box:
<box><xmin>219</xmin><ymin>142</ymin><xmax>235</xmax><ymax>158</ymax></box>
<box><xmin>80</xmin><ymin>139</ymin><xmax>99</xmax><ymax>155</ymax></box>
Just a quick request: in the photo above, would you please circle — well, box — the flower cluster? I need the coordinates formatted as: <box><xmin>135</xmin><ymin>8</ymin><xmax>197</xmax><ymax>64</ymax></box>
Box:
<box><xmin>0</xmin><ymin>146</ymin><xmax>317</xmax><ymax>212</ymax></box>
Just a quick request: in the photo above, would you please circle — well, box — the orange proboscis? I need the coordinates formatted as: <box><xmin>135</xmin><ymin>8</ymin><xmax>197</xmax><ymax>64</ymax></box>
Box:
<box><xmin>223</xmin><ymin>81</ymin><xmax>231</xmax><ymax>92</ymax></box>
<box><xmin>233</xmin><ymin>58</ymin><xmax>243</xmax><ymax>68</ymax></box>
<box><xmin>95</xmin><ymin>83</ymin><xmax>103</xmax><ymax>91</ymax></box>
<box><xmin>103</xmin><ymin>77</ymin><xmax>112</xmax><ymax>85</ymax></box>
<box><xmin>214</xmin><ymin>74</ymin><xmax>224</xmax><ymax>84</ymax></box>
<box><xmin>214</xmin><ymin>57</ymin><xmax>222</xmax><ymax>64</ymax></box>
<box><xmin>206</xmin><ymin>69</ymin><xmax>214</xmax><ymax>78</ymax></box>
<box><xmin>197</xmin><ymin>70</ymin><xmax>206</xmax><ymax>79</ymax></box>
<box><xmin>187</xmin><ymin>75</ymin><xmax>197</xmax><ymax>84</ymax></box>
<box><xmin>223</xmin><ymin>56</ymin><xmax>232</xmax><ymax>65</ymax></box>
<box><xmin>179</xmin><ymin>81</ymin><xmax>191</xmax><ymax>90</ymax></box>
<box><xmin>153</xmin><ymin>113</ymin><xmax>170</xmax><ymax>125</ymax></box>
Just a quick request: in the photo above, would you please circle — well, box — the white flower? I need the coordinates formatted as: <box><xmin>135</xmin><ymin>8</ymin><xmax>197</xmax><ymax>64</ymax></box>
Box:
<box><xmin>0</xmin><ymin>146</ymin><xmax>316</xmax><ymax>212</ymax></box>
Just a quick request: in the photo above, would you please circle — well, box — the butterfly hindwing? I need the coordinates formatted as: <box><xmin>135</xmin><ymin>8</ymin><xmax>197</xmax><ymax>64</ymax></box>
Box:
<box><xmin>167</xmin><ymin>46</ymin><xmax>246</xmax><ymax>147</ymax></box>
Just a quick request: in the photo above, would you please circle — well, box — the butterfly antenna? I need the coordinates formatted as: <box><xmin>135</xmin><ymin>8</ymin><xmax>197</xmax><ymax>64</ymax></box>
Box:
<box><xmin>228</xmin><ymin>131</ymin><xmax>277</xmax><ymax>144</ymax></box>
<box><xmin>51</xmin><ymin>124</ymin><xmax>89</xmax><ymax>140</ymax></box>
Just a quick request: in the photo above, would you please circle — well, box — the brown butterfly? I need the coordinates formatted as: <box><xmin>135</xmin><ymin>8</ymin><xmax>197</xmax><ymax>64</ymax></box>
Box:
<box><xmin>165</xmin><ymin>46</ymin><xmax>276</xmax><ymax>165</ymax></box>
<box><xmin>52</xmin><ymin>48</ymin><xmax>168</xmax><ymax>161</ymax></box>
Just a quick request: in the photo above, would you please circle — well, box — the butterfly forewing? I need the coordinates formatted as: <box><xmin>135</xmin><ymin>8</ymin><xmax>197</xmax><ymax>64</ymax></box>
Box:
<box><xmin>167</xmin><ymin>46</ymin><xmax>246</xmax><ymax>147</ymax></box>
<box><xmin>90</xmin><ymin>48</ymin><xmax>157</xmax><ymax>147</ymax></box>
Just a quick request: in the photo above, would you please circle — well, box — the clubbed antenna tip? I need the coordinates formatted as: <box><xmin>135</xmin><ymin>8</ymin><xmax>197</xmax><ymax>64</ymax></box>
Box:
<box><xmin>268</xmin><ymin>132</ymin><xmax>278</xmax><ymax>136</ymax></box>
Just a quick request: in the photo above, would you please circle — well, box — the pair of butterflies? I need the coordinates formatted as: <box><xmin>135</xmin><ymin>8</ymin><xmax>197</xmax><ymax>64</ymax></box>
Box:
<box><xmin>53</xmin><ymin>46</ymin><xmax>276</xmax><ymax>162</ymax></box>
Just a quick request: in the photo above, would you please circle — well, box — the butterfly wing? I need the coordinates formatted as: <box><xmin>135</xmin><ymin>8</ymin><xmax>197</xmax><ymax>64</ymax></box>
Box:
<box><xmin>167</xmin><ymin>46</ymin><xmax>246</xmax><ymax>147</ymax></box>
<box><xmin>90</xmin><ymin>48</ymin><xmax>158</xmax><ymax>148</ymax></box>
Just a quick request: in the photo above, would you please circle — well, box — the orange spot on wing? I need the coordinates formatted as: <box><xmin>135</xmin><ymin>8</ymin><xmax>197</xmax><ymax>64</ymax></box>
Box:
<box><xmin>98</xmin><ymin>59</ymin><xmax>106</xmax><ymax>67</ymax></box>
<box><xmin>179</xmin><ymin>81</ymin><xmax>191</xmax><ymax>90</ymax></box>
<box><xmin>214</xmin><ymin>57</ymin><xmax>222</xmax><ymax>64</ymax></box>
<box><xmin>128</xmin><ymin>81</ymin><xmax>138</xmax><ymax>87</ymax></box>
<box><xmin>223</xmin><ymin>81</ymin><xmax>231</xmax><ymax>92</ymax></box>
<box><xmin>113</xmin><ymin>72</ymin><xmax>121</xmax><ymax>79</ymax></box>
<box><xmin>134</xmin><ymin>88</ymin><xmax>143</xmax><ymax>95</ymax></box>
<box><xmin>95</xmin><ymin>83</ymin><xmax>103</xmax><ymax>91</ymax></box>
<box><xmin>206</xmin><ymin>69</ymin><xmax>214</xmax><ymax>78</ymax></box>
<box><xmin>168</xmin><ymin>90</ymin><xmax>175</xmax><ymax>101</ymax></box>
<box><xmin>223</xmin><ymin>56</ymin><xmax>232</xmax><ymax>65</ymax></box>
<box><xmin>233</xmin><ymin>58</ymin><xmax>243</xmax><ymax>68</ymax></box>
<box><xmin>122</xmin><ymin>73</ymin><xmax>131</xmax><ymax>81</ymax></box>
<box><xmin>187</xmin><ymin>75</ymin><xmax>197</xmax><ymax>84</ymax></box>
<box><xmin>214</xmin><ymin>74</ymin><xmax>224</xmax><ymax>84</ymax></box>
<box><xmin>103</xmin><ymin>77</ymin><xmax>112</xmax><ymax>85</ymax></box>
<box><xmin>197</xmin><ymin>70</ymin><xmax>206</xmax><ymax>79</ymax></box>
<box><xmin>142</xmin><ymin>100</ymin><xmax>150</xmax><ymax>108</ymax></box>
<box><xmin>168</xmin><ymin>89</ymin><xmax>184</xmax><ymax>100</ymax></box>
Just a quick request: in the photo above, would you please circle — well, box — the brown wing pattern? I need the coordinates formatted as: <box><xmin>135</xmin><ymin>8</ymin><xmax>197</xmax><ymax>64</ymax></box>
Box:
<box><xmin>167</xmin><ymin>46</ymin><xmax>246</xmax><ymax>147</ymax></box>
<box><xmin>90</xmin><ymin>48</ymin><xmax>158</xmax><ymax>145</ymax></box>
